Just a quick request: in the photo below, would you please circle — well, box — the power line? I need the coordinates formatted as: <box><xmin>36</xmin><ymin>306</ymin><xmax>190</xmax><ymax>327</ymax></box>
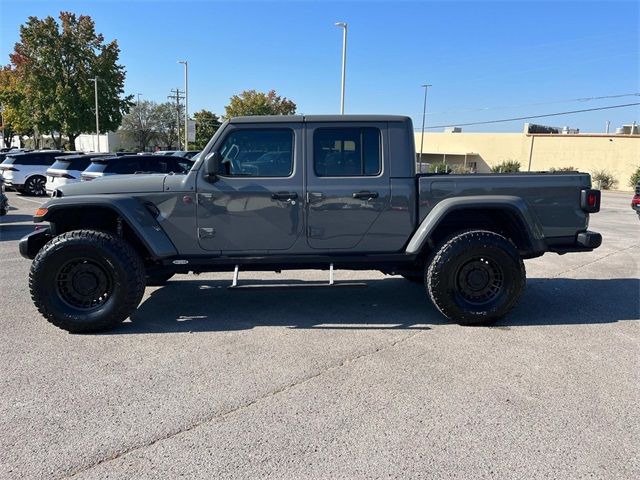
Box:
<box><xmin>419</xmin><ymin>103</ymin><xmax>640</xmax><ymax>130</ymax></box>
<box><xmin>422</xmin><ymin>93</ymin><xmax>640</xmax><ymax>117</ymax></box>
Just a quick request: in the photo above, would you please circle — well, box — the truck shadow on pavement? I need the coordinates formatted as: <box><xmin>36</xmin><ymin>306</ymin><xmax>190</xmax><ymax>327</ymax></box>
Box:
<box><xmin>0</xmin><ymin>222</ymin><xmax>35</xmax><ymax>241</ymax></box>
<box><xmin>112</xmin><ymin>277</ymin><xmax>639</xmax><ymax>334</ymax></box>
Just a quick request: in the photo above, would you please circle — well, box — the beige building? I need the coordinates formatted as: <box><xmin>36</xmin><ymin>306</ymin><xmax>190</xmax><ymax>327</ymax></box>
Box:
<box><xmin>415</xmin><ymin>125</ymin><xmax>639</xmax><ymax>190</ymax></box>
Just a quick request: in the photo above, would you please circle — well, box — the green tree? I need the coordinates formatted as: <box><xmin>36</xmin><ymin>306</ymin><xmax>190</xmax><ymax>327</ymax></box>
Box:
<box><xmin>154</xmin><ymin>102</ymin><xmax>181</xmax><ymax>150</ymax></box>
<box><xmin>119</xmin><ymin>100</ymin><xmax>158</xmax><ymax>152</ymax></box>
<box><xmin>193</xmin><ymin>109</ymin><xmax>221</xmax><ymax>149</ymax></box>
<box><xmin>9</xmin><ymin>12</ymin><xmax>132</xmax><ymax>150</ymax></box>
<box><xmin>224</xmin><ymin>89</ymin><xmax>296</xmax><ymax>118</ymax></box>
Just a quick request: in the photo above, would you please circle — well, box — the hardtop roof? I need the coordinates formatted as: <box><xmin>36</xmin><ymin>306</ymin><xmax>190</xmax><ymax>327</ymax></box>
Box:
<box><xmin>229</xmin><ymin>114</ymin><xmax>411</xmax><ymax>124</ymax></box>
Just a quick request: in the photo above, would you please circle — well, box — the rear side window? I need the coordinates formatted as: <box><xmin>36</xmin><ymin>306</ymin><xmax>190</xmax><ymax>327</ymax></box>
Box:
<box><xmin>50</xmin><ymin>157</ymin><xmax>92</xmax><ymax>171</ymax></box>
<box><xmin>105</xmin><ymin>158</ymin><xmax>145</xmax><ymax>174</ymax></box>
<box><xmin>218</xmin><ymin>129</ymin><xmax>293</xmax><ymax>177</ymax></box>
<box><xmin>84</xmin><ymin>161</ymin><xmax>107</xmax><ymax>173</ymax></box>
<box><xmin>314</xmin><ymin>127</ymin><xmax>381</xmax><ymax>177</ymax></box>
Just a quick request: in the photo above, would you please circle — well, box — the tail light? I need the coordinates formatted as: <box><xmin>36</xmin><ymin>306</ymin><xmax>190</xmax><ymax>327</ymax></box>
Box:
<box><xmin>580</xmin><ymin>189</ymin><xmax>601</xmax><ymax>213</ymax></box>
<box><xmin>632</xmin><ymin>194</ymin><xmax>640</xmax><ymax>207</ymax></box>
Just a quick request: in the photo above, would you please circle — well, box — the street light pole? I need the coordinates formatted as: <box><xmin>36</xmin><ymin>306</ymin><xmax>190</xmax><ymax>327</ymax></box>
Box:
<box><xmin>137</xmin><ymin>93</ymin><xmax>143</xmax><ymax>107</ymax></box>
<box><xmin>419</xmin><ymin>84</ymin><xmax>432</xmax><ymax>164</ymax></box>
<box><xmin>178</xmin><ymin>60</ymin><xmax>188</xmax><ymax>150</ymax></box>
<box><xmin>90</xmin><ymin>77</ymin><xmax>100</xmax><ymax>152</ymax></box>
<box><xmin>334</xmin><ymin>22</ymin><xmax>347</xmax><ymax>114</ymax></box>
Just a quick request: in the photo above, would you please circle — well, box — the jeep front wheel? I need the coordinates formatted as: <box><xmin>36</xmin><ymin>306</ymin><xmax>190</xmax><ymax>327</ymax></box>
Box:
<box><xmin>29</xmin><ymin>230</ymin><xmax>146</xmax><ymax>333</ymax></box>
<box><xmin>426</xmin><ymin>230</ymin><xmax>525</xmax><ymax>325</ymax></box>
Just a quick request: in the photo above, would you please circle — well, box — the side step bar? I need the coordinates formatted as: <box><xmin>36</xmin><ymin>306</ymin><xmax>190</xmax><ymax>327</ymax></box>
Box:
<box><xmin>228</xmin><ymin>263</ymin><xmax>367</xmax><ymax>289</ymax></box>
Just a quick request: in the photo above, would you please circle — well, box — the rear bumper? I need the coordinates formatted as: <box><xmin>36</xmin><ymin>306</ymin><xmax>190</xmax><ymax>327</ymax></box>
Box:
<box><xmin>547</xmin><ymin>230</ymin><xmax>602</xmax><ymax>254</ymax></box>
<box><xmin>19</xmin><ymin>228</ymin><xmax>53</xmax><ymax>260</ymax></box>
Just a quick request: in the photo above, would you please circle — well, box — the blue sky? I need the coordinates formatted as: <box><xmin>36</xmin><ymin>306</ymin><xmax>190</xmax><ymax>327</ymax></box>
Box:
<box><xmin>0</xmin><ymin>0</ymin><xmax>638</xmax><ymax>132</ymax></box>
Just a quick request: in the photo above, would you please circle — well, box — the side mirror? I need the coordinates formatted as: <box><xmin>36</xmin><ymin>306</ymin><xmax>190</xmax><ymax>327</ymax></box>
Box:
<box><xmin>204</xmin><ymin>151</ymin><xmax>221</xmax><ymax>181</ymax></box>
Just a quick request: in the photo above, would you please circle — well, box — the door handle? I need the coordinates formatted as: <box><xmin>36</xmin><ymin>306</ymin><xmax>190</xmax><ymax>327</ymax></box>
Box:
<box><xmin>271</xmin><ymin>191</ymin><xmax>298</xmax><ymax>201</ymax></box>
<box><xmin>352</xmin><ymin>191</ymin><xmax>379</xmax><ymax>200</ymax></box>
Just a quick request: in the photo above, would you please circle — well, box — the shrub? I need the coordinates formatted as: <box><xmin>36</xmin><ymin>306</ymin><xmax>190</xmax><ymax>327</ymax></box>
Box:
<box><xmin>548</xmin><ymin>166</ymin><xmax>577</xmax><ymax>172</ymax></box>
<box><xmin>427</xmin><ymin>162</ymin><xmax>451</xmax><ymax>173</ymax></box>
<box><xmin>490</xmin><ymin>160</ymin><xmax>521</xmax><ymax>173</ymax></box>
<box><xmin>591</xmin><ymin>169</ymin><xmax>618</xmax><ymax>190</ymax></box>
<box><xmin>450</xmin><ymin>164</ymin><xmax>474</xmax><ymax>174</ymax></box>
<box><xmin>629</xmin><ymin>166</ymin><xmax>640</xmax><ymax>188</ymax></box>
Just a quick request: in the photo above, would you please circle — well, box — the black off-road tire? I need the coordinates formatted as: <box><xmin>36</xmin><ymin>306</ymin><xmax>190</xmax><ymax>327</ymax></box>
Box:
<box><xmin>426</xmin><ymin>230</ymin><xmax>525</xmax><ymax>326</ymax></box>
<box><xmin>24</xmin><ymin>175</ymin><xmax>47</xmax><ymax>196</ymax></box>
<box><xmin>29</xmin><ymin>230</ymin><xmax>146</xmax><ymax>333</ymax></box>
<box><xmin>145</xmin><ymin>272</ymin><xmax>174</xmax><ymax>286</ymax></box>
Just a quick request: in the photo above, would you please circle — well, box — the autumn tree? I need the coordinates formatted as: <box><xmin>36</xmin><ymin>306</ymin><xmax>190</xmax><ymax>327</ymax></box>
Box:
<box><xmin>0</xmin><ymin>66</ymin><xmax>33</xmax><ymax>147</ymax></box>
<box><xmin>224</xmin><ymin>89</ymin><xmax>296</xmax><ymax>118</ymax></box>
<box><xmin>9</xmin><ymin>12</ymin><xmax>131</xmax><ymax>150</ymax></box>
<box><xmin>193</xmin><ymin>109</ymin><xmax>221</xmax><ymax>149</ymax></box>
<box><xmin>154</xmin><ymin>102</ymin><xmax>182</xmax><ymax>150</ymax></box>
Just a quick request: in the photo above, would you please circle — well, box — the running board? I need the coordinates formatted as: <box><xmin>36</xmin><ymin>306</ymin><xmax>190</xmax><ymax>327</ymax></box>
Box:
<box><xmin>228</xmin><ymin>263</ymin><xmax>367</xmax><ymax>289</ymax></box>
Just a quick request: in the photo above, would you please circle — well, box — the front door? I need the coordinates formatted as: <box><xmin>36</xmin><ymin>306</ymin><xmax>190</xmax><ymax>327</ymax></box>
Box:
<box><xmin>305</xmin><ymin>122</ymin><xmax>391</xmax><ymax>251</ymax></box>
<box><xmin>196</xmin><ymin>124</ymin><xmax>303</xmax><ymax>253</ymax></box>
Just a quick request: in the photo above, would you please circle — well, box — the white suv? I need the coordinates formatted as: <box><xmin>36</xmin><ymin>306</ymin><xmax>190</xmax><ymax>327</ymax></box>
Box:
<box><xmin>46</xmin><ymin>153</ymin><xmax>107</xmax><ymax>195</ymax></box>
<box><xmin>0</xmin><ymin>151</ymin><xmax>76</xmax><ymax>196</ymax></box>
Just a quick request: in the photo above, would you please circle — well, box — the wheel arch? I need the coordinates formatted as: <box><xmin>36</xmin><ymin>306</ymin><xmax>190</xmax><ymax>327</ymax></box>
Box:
<box><xmin>35</xmin><ymin>196</ymin><xmax>177</xmax><ymax>260</ymax></box>
<box><xmin>406</xmin><ymin>196</ymin><xmax>546</xmax><ymax>258</ymax></box>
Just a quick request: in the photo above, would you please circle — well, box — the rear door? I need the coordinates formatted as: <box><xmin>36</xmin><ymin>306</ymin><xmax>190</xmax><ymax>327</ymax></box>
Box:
<box><xmin>305</xmin><ymin>122</ymin><xmax>391</xmax><ymax>251</ymax></box>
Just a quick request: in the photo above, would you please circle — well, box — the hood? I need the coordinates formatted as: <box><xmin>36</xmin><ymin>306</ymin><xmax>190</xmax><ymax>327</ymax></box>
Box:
<box><xmin>57</xmin><ymin>174</ymin><xmax>168</xmax><ymax>196</ymax></box>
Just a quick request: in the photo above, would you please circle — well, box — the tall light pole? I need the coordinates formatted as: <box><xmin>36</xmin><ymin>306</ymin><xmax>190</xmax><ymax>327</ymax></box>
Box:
<box><xmin>89</xmin><ymin>77</ymin><xmax>100</xmax><ymax>152</ymax></box>
<box><xmin>178</xmin><ymin>60</ymin><xmax>188</xmax><ymax>150</ymax></box>
<box><xmin>137</xmin><ymin>93</ymin><xmax>143</xmax><ymax>107</ymax></box>
<box><xmin>334</xmin><ymin>22</ymin><xmax>347</xmax><ymax>114</ymax></box>
<box><xmin>419</xmin><ymin>84</ymin><xmax>432</xmax><ymax>164</ymax></box>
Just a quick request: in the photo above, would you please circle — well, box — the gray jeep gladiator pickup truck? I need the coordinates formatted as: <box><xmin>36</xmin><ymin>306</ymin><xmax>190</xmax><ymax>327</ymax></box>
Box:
<box><xmin>19</xmin><ymin>115</ymin><xmax>602</xmax><ymax>333</ymax></box>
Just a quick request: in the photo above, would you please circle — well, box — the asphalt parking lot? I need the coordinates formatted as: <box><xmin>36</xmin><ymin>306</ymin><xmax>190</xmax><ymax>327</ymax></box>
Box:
<box><xmin>0</xmin><ymin>190</ymin><xmax>638</xmax><ymax>479</ymax></box>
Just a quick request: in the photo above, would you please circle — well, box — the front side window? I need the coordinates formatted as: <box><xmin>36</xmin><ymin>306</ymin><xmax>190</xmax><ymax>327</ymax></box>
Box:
<box><xmin>314</xmin><ymin>127</ymin><xmax>381</xmax><ymax>177</ymax></box>
<box><xmin>218</xmin><ymin>129</ymin><xmax>293</xmax><ymax>177</ymax></box>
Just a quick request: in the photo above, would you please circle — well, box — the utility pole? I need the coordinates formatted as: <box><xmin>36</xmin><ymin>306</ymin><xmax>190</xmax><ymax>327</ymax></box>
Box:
<box><xmin>419</xmin><ymin>84</ymin><xmax>432</xmax><ymax>164</ymax></box>
<box><xmin>178</xmin><ymin>60</ymin><xmax>189</xmax><ymax>150</ymax></box>
<box><xmin>334</xmin><ymin>22</ymin><xmax>348</xmax><ymax>114</ymax></box>
<box><xmin>89</xmin><ymin>77</ymin><xmax>100</xmax><ymax>152</ymax></box>
<box><xmin>168</xmin><ymin>88</ymin><xmax>185</xmax><ymax>149</ymax></box>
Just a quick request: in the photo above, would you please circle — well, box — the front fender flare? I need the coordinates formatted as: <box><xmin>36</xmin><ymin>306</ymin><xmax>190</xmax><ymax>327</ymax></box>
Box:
<box><xmin>405</xmin><ymin>195</ymin><xmax>545</xmax><ymax>254</ymax></box>
<box><xmin>36</xmin><ymin>195</ymin><xmax>178</xmax><ymax>259</ymax></box>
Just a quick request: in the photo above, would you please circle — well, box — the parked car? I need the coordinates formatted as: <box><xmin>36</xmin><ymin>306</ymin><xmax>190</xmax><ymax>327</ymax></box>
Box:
<box><xmin>46</xmin><ymin>154</ymin><xmax>110</xmax><ymax>195</ymax></box>
<box><xmin>153</xmin><ymin>150</ymin><xmax>178</xmax><ymax>156</ymax></box>
<box><xmin>632</xmin><ymin>181</ymin><xmax>640</xmax><ymax>219</ymax></box>
<box><xmin>0</xmin><ymin>150</ymin><xmax>77</xmax><ymax>196</ymax></box>
<box><xmin>172</xmin><ymin>150</ymin><xmax>201</xmax><ymax>159</ymax></box>
<box><xmin>19</xmin><ymin>115</ymin><xmax>602</xmax><ymax>333</ymax></box>
<box><xmin>80</xmin><ymin>154</ymin><xmax>191</xmax><ymax>181</ymax></box>
<box><xmin>0</xmin><ymin>176</ymin><xmax>8</xmax><ymax>216</ymax></box>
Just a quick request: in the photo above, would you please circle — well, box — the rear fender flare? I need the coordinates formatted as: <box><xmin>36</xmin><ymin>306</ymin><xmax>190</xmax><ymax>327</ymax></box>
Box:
<box><xmin>405</xmin><ymin>195</ymin><xmax>545</xmax><ymax>254</ymax></box>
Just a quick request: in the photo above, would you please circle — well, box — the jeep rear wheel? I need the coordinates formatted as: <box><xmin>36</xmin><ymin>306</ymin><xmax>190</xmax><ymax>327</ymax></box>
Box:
<box><xmin>426</xmin><ymin>230</ymin><xmax>525</xmax><ymax>325</ymax></box>
<box><xmin>24</xmin><ymin>175</ymin><xmax>47</xmax><ymax>196</ymax></box>
<box><xmin>29</xmin><ymin>230</ymin><xmax>146</xmax><ymax>333</ymax></box>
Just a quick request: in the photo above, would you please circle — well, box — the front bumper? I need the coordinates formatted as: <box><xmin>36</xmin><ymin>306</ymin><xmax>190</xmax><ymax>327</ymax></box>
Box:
<box><xmin>19</xmin><ymin>228</ymin><xmax>54</xmax><ymax>259</ymax></box>
<box><xmin>0</xmin><ymin>193</ymin><xmax>8</xmax><ymax>214</ymax></box>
